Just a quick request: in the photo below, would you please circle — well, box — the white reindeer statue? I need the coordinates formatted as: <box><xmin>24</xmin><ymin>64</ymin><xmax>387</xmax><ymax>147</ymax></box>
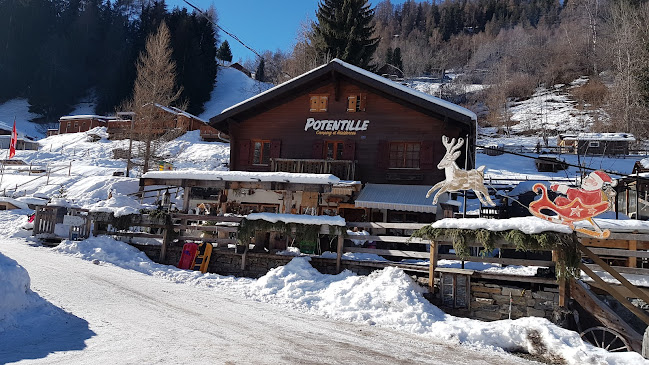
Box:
<box><xmin>426</xmin><ymin>135</ymin><xmax>495</xmax><ymax>206</ymax></box>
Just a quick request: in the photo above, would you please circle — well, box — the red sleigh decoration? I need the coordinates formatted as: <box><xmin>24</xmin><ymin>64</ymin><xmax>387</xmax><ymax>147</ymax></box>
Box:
<box><xmin>529</xmin><ymin>183</ymin><xmax>611</xmax><ymax>239</ymax></box>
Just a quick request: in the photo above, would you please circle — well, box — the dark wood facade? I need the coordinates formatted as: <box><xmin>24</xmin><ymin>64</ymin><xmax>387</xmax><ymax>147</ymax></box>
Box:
<box><xmin>210</xmin><ymin>59</ymin><xmax>476</xmax><ymax>186</ymax></box>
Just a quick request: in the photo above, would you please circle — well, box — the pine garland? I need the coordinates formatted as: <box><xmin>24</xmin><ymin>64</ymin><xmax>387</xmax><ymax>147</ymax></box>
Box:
<box><xmin>237</xmin><ymin>218</ymin><xmax>344</xmax><ymax>246</ymax></box>
<box><xmin>412</xmin><ymin>226</ymin><xmax>580</xmax><ymax>280</ymax></box>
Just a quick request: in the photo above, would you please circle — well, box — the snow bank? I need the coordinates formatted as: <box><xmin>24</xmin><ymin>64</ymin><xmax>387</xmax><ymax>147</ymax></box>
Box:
<box><xmin>0</xmin><ymin>253</ymin><xmax>32</xmax><ymax>321</ymax></box>
<box><xmin>247</xmin><ymin>213</ymin><xmax>346</xmax><ymax>226</ymax></box>
<box><xmin>432</xmin><ymin>217</ymin><xmax>573</xmax><ymax>234</ymax></box>
<box><xmin>51</xmin><ymin>235</ymin><xmax>644</xmax><ymax>364</ymax></box>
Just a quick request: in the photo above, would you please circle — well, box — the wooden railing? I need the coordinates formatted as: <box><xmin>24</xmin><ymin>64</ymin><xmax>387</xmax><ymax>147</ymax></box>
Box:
<box><xmin>271</xmin><ymin>158</ymin><xmax>356</xmax><ymax>180</ymax></box>
<box><xmin>92</xmin><ymin>212</ymin><xmax>242</xmax><ymax>261</ymax></box>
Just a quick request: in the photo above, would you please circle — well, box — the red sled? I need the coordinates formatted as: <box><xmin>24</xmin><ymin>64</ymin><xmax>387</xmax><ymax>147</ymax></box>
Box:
<box><xmin>178</xmin><ymin>242</ymin><xmax>199</xmax><ymax>269</ymax></box>
<box><xmin>529</xmin><ymin>183</ymin><xmax>610</xmax><ymax>238</ymax></box>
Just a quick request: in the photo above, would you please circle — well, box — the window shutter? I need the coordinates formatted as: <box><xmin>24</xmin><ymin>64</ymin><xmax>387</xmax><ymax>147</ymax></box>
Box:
<box><xmin>270</xmin><ymin>139</ymin><xmax>281</xmax><ymax>159</ymax></box>
<box><xmin>347</xmin><ymin>96</ymin><xmax>357</xmax><ymax>112</ymax></box>
<box><xmin>310</xmin><ymin>96</ymin><xmax>319</xmax><ymax>112</ymax></box>
<box><xmin>312</xmin><ymin>140</ymin><xmax>324</xmax><ymax>159</ymax></box>
<box><xmin>239</xmin><ymin>139</ymin><xmax>251</xmax><ymax>168</ymax></box>
<box><xmin>420</xmin><ymin>140</ymin><xmax>434</xmax><ymax>170</ymax></box>
<box><xmin>377</xmin><ymin>140</ymin><xmax>389</xmax><ymax>168</ymax></box>
<box><xmin>342</xmin><ymin>140</ymin><xmax>355</xmax><ymax>160</ymax></box>
<box><xmin>433</xmin><ymin>139</ymin><xmax>445</xmax><ymax>165</ymax></box>
<box><xmin>320</xmin><ymin>96</ymin><xmax>328</xmax><ymax>112</ymax></box>
<box><xmin>360</xmin><ymin>93</ymin><xmax>367</xmax><ymax>111</ymax></box>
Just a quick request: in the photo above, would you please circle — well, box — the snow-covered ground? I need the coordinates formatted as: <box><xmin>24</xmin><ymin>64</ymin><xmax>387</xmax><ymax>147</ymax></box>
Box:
<box><xmin>0</xmin><ymin>99</ymin><xmax>43</xmax><ymax>139</ymax></box>
<box><xmin>0</xmin><ymin>210</ymin><xmax>645</xmax><ymax>364</ymax></box>
<box><xmin>0</xmin><ymin>72</ymin><xmax>648</xmax><ymax>363</ymax></box>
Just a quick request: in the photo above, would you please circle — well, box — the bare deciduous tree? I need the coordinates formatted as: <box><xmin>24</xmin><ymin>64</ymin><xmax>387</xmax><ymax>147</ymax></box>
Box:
<box><xmin>124</xmin><ymin>21</ymin><xmax>183</xmax><ymax>176</ymax></box>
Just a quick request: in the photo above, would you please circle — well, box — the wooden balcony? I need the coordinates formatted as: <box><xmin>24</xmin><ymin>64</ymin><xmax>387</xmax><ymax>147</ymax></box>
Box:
<box><xmin>271</xmin><ymin>158</ymin><xmax>356</xmax><ymax>180</ymax></box>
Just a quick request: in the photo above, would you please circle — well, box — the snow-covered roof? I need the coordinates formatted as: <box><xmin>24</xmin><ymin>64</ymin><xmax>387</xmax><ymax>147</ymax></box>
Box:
<box><xmin>213</xmin><ymin>59</ymin><xmax>476</xmax><ymax>129</ymax></box>
<box><xmin>561</xmin><ymin>133</ymin><xmax>635</xmax><ymax>142</ymax></box>
<box><xmin>0</xmin><ymin>197</ymin><xmax>29</xmax><ymax>210</ymax></box>
<box><xmin>169</xmin><ymin>106</ymin><xmax>208</xmax><ymax>124</ymax></box>
<box><xmin>59</xmin><ymin>115</ymin><xmax>109</xmax><ymax>121</ymax></box>
<box><xmin>355</xmin><ymin>183</ymin><xmax>438</xmax><ymax>213</ymax></box>
<box><xmin>640</xmin><ymin>158</ymin><xmax>649</xmax><ymax>169</ymax></box>
<box><xmin>142</xmin><ymin>170</ymin><xmax>340</xmax><ymax>185</ymax></box>
<box><xmin>246</xmin><ymin>213</ymin><xmax>346</xmax><ymax>226</ymax></box>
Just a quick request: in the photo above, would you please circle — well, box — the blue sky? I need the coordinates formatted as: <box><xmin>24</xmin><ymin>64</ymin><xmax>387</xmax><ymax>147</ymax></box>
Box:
<box><xmin>165</xmin><ymin>0</ymin><xmax>405</xmax><ymax>63</ymax></box>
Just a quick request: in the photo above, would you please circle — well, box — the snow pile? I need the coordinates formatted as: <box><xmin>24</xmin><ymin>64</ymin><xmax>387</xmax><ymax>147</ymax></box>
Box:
<box><xmin>432</xmin><ymin>217</ymin><xmax>573</xmax><ymax>234</ymax></box>
<box><xmin>247</xmin><ymin>213</ymin><xmax>346</xmax><ymax>226</ymax></box>
<box><xmin>0</xmin><ymin>253</ymin><xmax>35</xmax><ymax>332</ymax></box>
<box><xmin>49</xmin><ymin>235</ymin><xmax>644</xmax><ymax>364</ymax></box>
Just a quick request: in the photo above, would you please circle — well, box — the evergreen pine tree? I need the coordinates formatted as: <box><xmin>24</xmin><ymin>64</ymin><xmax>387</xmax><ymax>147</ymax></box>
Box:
<box><xmin>392</xmin><ymin>47</ymin><xmax>403</xmax><ymax>71</ymax></box>
<box><xmin>311</xmin><ymin>0</ymin><xmax>379</xmax><ymax>69</ymax></box>
<box><xmin>217</xmin><ymin>40</ymin><xmax>233</xmax><ymax>64</ymax></box>
<box><xmin>385</xmin><ymin>47</ymin><xmax>393</xmax><ymax>65</ymax></box>
<box><xmin>255</xmin><ymin>58</ymin><xmax>265</xmax><ymax>82</ymax></box>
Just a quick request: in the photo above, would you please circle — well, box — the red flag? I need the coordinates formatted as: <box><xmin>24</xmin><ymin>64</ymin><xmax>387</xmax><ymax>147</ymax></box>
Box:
<box><xmin>9</xmin><ymin>119</ymin><xmax>17</xmax><ymax>159</ymax></box>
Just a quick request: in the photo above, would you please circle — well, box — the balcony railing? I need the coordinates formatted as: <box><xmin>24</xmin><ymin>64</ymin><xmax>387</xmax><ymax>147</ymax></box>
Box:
<box><xmin>271</xmin><ymin>158</ymin><xmax>356</xmax><ymax>180</ymax></box>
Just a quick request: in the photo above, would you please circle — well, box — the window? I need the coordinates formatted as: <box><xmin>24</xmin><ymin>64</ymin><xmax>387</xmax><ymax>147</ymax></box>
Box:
<box><xmin>325</xmin><ymin>141</ymin><xmax>344</xmax><ymax>160</ymax></box>
<box><xmin>347</xmin><ymin>94</ymin><xmax>366</xmax><ymax>112</ymax></box>
<box><xmin>389</xmin><ymin>142</ymin><xmax>421</xmax><ymax>168</ymax></box>
<box><xmin>309</xmin><ymin>95</ymin><xmax>328</xmax><ymax>112</ymax></box>
<box><xmin>252</xmin><ymin>140</ymin><xmax>271</xmax><ymax>165</ymax></box>
<box><xmin>588</xmin><ymin>141</ymin><xmax>600</xmax><ymax>148</ymax></box>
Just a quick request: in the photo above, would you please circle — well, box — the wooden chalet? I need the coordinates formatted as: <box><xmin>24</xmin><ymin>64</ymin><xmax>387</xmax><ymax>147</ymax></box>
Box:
<box><xmin>58</xmin><ymin>115</ymin><xmax>109</xmax><ymax>134</ymax></box>
<box><xmin>376</xmin><ymin>63</ymin><xmax>404</xmax><ymax>80</ymax></box>
<box><xmin>60</xmin><ymin>106</ymin><xmax>226</xmax><ymax>142</ymax></box>
<box><xmin>209</xmin><ymin>58</ymin><xmax>477</xmax><ymax>223</ymax></box>
<box><xmin>230</xmin><ymin>63</ymin><xmax>252</xmax><ymax>78</ymax></box>
<box><xmin>559</xmin><ymin>133</ymin><xmax>635</xmax><ymax>156</ymax></box>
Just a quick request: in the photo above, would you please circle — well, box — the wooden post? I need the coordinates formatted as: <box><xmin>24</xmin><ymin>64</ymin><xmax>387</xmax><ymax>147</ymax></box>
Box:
<box><xmin>182</xmin><ymin>183</ymin><xmax>190</xmax><ymax>213</ymax></box>
<box><xmin>629</xmin><ymin>240</ymin><xmax>638</xmax><ymax>268</ymax></box>
<box><xmin>336</xmin><ymin>234</ymin><xmax>344</xmax><ymax>273</ymax></box>
<box><xmin>159</xmin><ymin>218</ymin><xmax>172</xmax><ymax>262</ymax></box>
<box><xmin>241</xmin><ymin>242</ymin><xmax>249</xmax><ymax>271</ymax></box>
<box><xmin>642</xmin><ymin>327</ymin><xmax>649</xmax><ymax>359</ymax></box>
<box><xmin>553</xmin><ymin>249</ymin><xmax>567</xmax><ymax>307</ymax></box>
<box><xmin>429</xmin><ymin>240</ymin><xmax>438</xmax><ymax>293</ymax></box>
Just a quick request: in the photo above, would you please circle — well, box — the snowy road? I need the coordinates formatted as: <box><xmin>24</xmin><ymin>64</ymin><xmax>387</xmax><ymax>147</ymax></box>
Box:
<box><xmin>0</xmin><ymin>239</ymin><xmax>538</xmax><ymax>365</ymax></box>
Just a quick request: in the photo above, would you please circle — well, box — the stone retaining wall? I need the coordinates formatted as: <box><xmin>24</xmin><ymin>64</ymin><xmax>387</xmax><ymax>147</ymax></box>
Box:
<box><xmin>136</xmin><ymin>243</ymin><xmax>558</xmax><ymax>322</ymax></box>
<box><xmin>471</xmin><ymin>282</ymin><xmax>559</xmax><ymax>321</ymax></box>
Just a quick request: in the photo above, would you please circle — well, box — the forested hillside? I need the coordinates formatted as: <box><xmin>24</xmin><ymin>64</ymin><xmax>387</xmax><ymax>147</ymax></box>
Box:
<box><xmin>0</xmin><ymin>0</ymin><xmax>217</xmax><ymax>123</ymax></box>
<box><xmin>265</xmin><ymin>0</ymin><xmax>649</xmax><ymax>139</ymax></box>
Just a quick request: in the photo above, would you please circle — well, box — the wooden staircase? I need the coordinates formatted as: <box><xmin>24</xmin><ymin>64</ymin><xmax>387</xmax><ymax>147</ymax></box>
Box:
<box><xmin>570</xmin><ymin>241</ymin><xmax>649</xmax><ymax>353</ymax></box>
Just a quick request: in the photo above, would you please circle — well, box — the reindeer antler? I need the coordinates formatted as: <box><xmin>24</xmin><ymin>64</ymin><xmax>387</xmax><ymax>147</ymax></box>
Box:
<box><xmin>442</xmin><ymin>135</ymin><xmax>464</xmax><ymax>153</ymax></box>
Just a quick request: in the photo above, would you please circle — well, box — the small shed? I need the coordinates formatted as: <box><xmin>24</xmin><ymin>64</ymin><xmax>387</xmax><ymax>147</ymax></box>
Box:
<box><xmin>230</xmin><ymin>63</ymin><xmax>252</xmax><ymax>78</ymax></box>
<box><xmin>0</xmin><ymin>197</ymin><xmax>29</xmax><ymax>210</ymax></box>
<box><xmin>534</xmin><ymin>154</ymin><xmax>568</xmax><ymax>172</ymax></box>
<box><xmin>561</xmin><ymin>133</ymin><xmax>635</xmax><ymax>156</ymax></box>
<box><xmin>376</xmin><ymin>64</ymin><xmax>404</xmax><ymax>80</ymax></box>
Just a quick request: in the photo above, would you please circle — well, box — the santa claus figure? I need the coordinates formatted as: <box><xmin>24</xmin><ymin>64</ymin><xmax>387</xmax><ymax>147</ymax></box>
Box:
<box><xmin>551</xmin><ymin>170</ymin><xmax>614</xmax><ymax>206</ymax></box>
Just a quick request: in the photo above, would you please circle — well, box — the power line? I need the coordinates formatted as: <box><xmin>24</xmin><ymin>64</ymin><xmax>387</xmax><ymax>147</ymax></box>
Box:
<box><xmin>182</xmin><ymin>0</ymin><xmax>262</xmax><ymax>59</ymax></box>
<box><xmin>477</xmin><ymin>144</ymin><xmax>649</xmax><ymax>183</ymax></box>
